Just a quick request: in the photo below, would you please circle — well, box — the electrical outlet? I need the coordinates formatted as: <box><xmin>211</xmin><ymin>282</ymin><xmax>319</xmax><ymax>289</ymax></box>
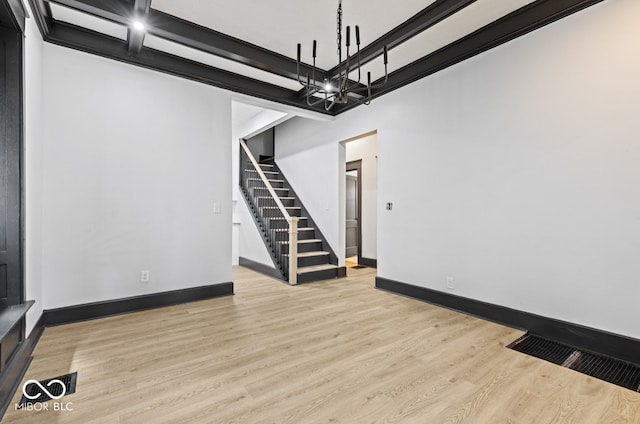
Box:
<box><xmin>140</xmin><ymin>270</ymin><xmax>150</xmax><ymax>283</ymax></box>
<box><xmin>446</xmin><ymin>277</ymin><xmax>455</xmax><ymax>290</ymax></box>
<box><xmin>386</xmin><ymin>202</ymin><xmax>393</xmax><ymax>211</ymax></box>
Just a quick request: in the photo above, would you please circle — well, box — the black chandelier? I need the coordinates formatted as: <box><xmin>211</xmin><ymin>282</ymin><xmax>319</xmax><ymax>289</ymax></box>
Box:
<box><xmin>296</xmin><ymin>0</ymin><xmax>389</xmax><ymax>111</ymax></box>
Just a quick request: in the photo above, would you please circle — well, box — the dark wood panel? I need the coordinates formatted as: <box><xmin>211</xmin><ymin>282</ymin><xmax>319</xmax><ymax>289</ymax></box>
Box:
<box><xmin>0</xmin><ymin>313</ymin><xmax>42</xmax><ymax>420</ymax></box>
<box><xmin>0</xmin><ymin>323</ymin><xmax>19</xmax><ymax>370</ymax></box>
<box><xmin>0</xmin><ymin>26</ymin><xmax>22</xmax><ymax>309</ymax></box>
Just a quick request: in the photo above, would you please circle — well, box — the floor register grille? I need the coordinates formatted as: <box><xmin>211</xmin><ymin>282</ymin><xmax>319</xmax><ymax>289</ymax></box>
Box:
<box><xmin>18</xmin><ymin>372</ymin><xmax>77</xmax><ymax>407</ymax></box>
<box><xmin>508</xmin><ymin>334</ymin><xmax>640</xmax><ymax>392</ymax></box>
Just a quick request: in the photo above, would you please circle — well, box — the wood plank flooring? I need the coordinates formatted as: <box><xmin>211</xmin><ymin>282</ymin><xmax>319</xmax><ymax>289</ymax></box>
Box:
<box><xmin>4</xmin><ymin>266</ymin><xmax>640</xmax><ymax>423</ymax></box>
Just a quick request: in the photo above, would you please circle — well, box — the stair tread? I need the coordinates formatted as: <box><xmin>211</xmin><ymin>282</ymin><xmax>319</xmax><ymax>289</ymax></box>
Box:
<box><xmin>259</xmin><ymin>164</ymin><xmax>274</xmax><ymax>167</ymax></box>
<box><xmin>297</xmin><ymin>264</ymin><xmax>338</xmax><ymax>274</ymax></box>
<box><xmin>247</xmin><ymin>177</ymin><xmax>285</xmax><ymax>183</ymax></box>
<box><xmin>268</xmin><ymin>217</ymin><xmax>308</xmax><ymax>220</ymax></box>
<box><xmin>262</xmin><ymin>206</ymin><xmax>301</xmax><ymax>209</ymax></box>
<box><xmin>245</xmin><ymin>169</ymin><xmax>278</xmax><ymax>174</ymax></box>
<box><xmin>285</xmin><ymin>251</ymin><xmax>330</xmax><ymax>258</ymax></box>
<box><xmin>279</xmin><ymin>239</ymin><xmax>322</xmax><ymax>244</ymax></box>
<box><xmin>274</xmin><ymin>227</ymin><xmax>314</xmax><ymax>232</ymax></box>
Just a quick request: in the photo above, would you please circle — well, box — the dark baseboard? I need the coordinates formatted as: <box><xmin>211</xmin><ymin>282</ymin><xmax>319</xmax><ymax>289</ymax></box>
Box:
<box><xmin>359</xmin><ymin>257</ymin><xmax>377</xmax><ymax>268</ymax></box>
<box><xmin>43</xmin><ymin>282</ymin><xmax>234</xmax><ymax>326</ymax></box>
<box><xmin>376</xmin><ymin>277</ymin><xmax>640</xmax><ymax>366</ymax></box>
<box><xmin>23</xmin><ymin>314</ymin><xmax>45</xmax><ymax>359</ymax></box>
<box><xmin>239</xmin><ymin>257</ymin><xmax>284</xmax><ymax>281</ymax></box>
<box><xmin>337</xmin><ymin>266</ymin><xmax>347</xmax><ymax>278</ymax></box>
<box><xmin>0</xmin><ymin>313</ymin><xmax>45</xmax><ymax>420</ymax></box>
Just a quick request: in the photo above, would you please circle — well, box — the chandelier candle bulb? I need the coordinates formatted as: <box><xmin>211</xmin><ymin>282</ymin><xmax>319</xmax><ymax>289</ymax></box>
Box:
<box><xmin>313</xmin><ymin>40</ymin><xmax>317</xmax><ymax>58</ymax></box>
<box><xmin>346</xmin><ymin>26</ymin><xmax>351</xmax><ymax>47</ymax></box>
<box><xmin>297</xmin><ymin>43</ymin><xmax>301</xmax><ymax>62</ymax></box>
<box><xmin>356</xmin><ymin>26</ymin><xmax>360</xmax><ymax>45</ymax></box>
<box><xmin>384</xmin><ymin>45</ymin><xmax>388</xmax><ymax>64</ymax></box>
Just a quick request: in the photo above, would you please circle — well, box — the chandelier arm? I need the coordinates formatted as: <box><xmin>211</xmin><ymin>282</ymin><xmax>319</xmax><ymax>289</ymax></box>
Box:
<box><xmin>347</xmin><ymin>96</ymin><xmax>371</xmax><ymax>106</ymax></box>
<box><xmin>356</xmin><ymin>45</ymin><xmax>361</xmax><ymax>84</ymax></box>
<box><xmin>312</xmin><ymin>54</ymin><xmax>317</xmax><ymax>90</ymax></box>
<box><xmin>370</xmin><ymin>65</ymin><xmax>388</xmax><ymax>89</ymax></box>
<box><xmin>295</xmin><ymin>44</ymin><xmax>306</xmax><ymax>85</ymax></box>
<box><xmin>307</xmin><ymin>89</ymin><xmax>334</xmax><ymax>107</ymax></box>
<box><xmin>305</xmin><ymin>74</ymin><xmax>323</xmax><ymax>99</ymax></box>
<box><xmin>325</xmin><ymin>97</ymin><xmax>338</xmax><ymax>111</ymax></box>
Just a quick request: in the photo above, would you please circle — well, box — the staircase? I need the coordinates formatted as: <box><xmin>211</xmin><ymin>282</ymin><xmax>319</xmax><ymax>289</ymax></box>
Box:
<box><xmin>239</xmin><ymin>140</ymin><xmax>344</xmax><ymax>284</ymax></box>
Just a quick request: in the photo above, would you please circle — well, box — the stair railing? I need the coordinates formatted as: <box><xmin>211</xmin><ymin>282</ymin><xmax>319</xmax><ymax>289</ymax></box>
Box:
<box><xmin>239</xmin><ymin>139</ymin><xmax>299</xmax><ymax>285</ymax></box>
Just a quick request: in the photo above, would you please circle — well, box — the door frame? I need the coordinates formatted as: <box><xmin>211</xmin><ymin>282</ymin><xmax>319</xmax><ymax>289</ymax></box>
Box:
<box><xmin>345</xmin><ymin>159</ymin><xmax>362</xmax><ymax>264</ymax></box>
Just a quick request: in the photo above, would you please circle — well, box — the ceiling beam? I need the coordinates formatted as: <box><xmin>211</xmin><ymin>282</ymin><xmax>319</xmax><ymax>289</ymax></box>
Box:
<box><xmin>47</xmin><ymin>0</ymin><xmax>328</xmax><ymax>82</ymax></box>
<box><xmin>337</xmin><ymin>0</ymin><xmax>606</xmax><ymax>115</ymax></box>
<box><xmin>327</xmin><ymin>0</ymin><xmax>478</xmax><ymax>79</ymax></box>
<box><xmin>45</xmin><ymin>21</ymin><xmax>333</xmax><ymax>115</ymax></box>
<box><xmin>126</xmin><ymin>0</ymin><xmax>150</xmax><ymax>56</ymax></box>
<box><xmin>26</xmin><ymin>0</ymin><xmax>52</xmax><ymax>36</ymax></box>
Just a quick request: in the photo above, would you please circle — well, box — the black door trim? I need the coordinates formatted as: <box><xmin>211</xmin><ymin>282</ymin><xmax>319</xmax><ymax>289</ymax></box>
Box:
<box><xmin>346</xmin><ymin>160</ymin><xmax>362</xmax><ymax>264</ymax></box>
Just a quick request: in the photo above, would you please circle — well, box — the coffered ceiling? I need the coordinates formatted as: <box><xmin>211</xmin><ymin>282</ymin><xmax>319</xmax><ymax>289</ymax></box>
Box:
<box><xmin>28</xmin><ymin>0</ymin><xmax>605</xmax><ymax>115</ymax></box>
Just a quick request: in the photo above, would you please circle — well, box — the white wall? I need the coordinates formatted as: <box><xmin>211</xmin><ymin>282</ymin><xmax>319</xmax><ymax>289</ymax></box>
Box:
<box><xmin>345</xmin><ymin>133</ymin><xmax>377</xmax><ymax>260</ymax></box>
<box><xmin>41</xmin><ymin>45</ymin><xmax>232</xmax><ymax>309</ymax></box>
<box><xmin>275</xmin><ymin>0</ymin><xmax>640</xmax><ymax>339</ymax></box>
<box><xmin>24</xmin><ymin>2</ymin><xmax>45</xmax><ymax>335</ymax></box>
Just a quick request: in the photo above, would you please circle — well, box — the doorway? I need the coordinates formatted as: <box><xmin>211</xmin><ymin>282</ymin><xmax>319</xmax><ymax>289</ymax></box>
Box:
<box><xmin>342</xmin><ymin>131</ymin><xmax>377</xmax><ymax>269</ymax></box>
<box><xmin>345</xmin><ymin>160</ymin><xmax>362</xmax><ymax>266</ymax></box>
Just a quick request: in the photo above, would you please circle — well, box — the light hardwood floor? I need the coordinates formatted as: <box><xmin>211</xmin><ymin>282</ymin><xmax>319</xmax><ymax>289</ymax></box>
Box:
<box><xmin>4</xmin><ymin>267</ymin><xmax>640</xmax><ymax>423</ymax></box>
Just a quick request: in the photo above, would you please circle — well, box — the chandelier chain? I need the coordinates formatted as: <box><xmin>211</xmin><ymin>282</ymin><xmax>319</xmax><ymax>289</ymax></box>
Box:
<box><xmin>336</xmin><ymin>1</ymin><xmax>342</xmax><ymax>57</ymax></box>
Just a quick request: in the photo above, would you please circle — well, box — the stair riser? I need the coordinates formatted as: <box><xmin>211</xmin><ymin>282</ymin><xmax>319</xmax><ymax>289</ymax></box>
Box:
<box><xmin>297</xmin><ymin>268</ymin><xmax>340</xmax><ymax>284</ymax></box>
<box><xmin>297</xmin><ymin>230</ymin><xmax>317</xmax><ymax>240</ymax></box>
<box><xmin>279</xmin><ymin>198</ymin><xmax>296</xmax><ymax>207</ymax></box>
<box><xmin>252</xmin><ymin>188</ymin><xmax>289</xmax><ymax>195</ymax></box>
<box><xmin>281</xmin><ymin>242</ymin><xmax>323</xmax><ymax>254</ymax></box>
<box><xmin>255</xmin><ymin>198</ymin><xmax>295</xmax><ymax>208</ymax></box>
<box><xmin>298</xmin><ymin>255</ymin><xmax>330</xmax><ymax>267</ymax></box>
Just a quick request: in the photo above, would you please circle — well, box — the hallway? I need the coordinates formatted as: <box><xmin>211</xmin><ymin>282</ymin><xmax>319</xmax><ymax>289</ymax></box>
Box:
<box><xmin>5</xmin><ymin>267</ymin><xmax>639</xmax><ymax>423</ymax></box>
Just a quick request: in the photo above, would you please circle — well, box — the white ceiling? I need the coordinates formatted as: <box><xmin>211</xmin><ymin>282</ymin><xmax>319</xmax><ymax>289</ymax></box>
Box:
<box><xmin>48</xmin><ymin>0</ymin><xmax>537</xmax><ymax>93</ymax></box>
<box><xmin>49</xmin><ymin>2</ymin><xmax>128</xmax><ymax>40</ymax></box>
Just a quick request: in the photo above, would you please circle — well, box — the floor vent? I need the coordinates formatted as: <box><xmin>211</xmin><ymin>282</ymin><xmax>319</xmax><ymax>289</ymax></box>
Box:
<box><xmin>508</xmin><ymin>334</ymin><xmax>640</xmax><ymax>392</ymax></box>
<box><xmin>18</xmin><ymin>372</ymin><xmax>78</xmax><ymax>407</ymax></box>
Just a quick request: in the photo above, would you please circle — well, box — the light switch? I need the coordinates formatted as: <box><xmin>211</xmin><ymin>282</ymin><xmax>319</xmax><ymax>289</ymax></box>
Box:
<box><xmin>213</xmin><ymin>202</ymin><xmax>221</xmax><ymax>214</ymax></box>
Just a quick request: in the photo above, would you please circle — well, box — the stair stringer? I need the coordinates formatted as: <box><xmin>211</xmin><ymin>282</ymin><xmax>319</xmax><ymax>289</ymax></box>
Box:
<box><xmin>269</xmin><ymin>160</ymin><xmax>340</xmax><ymax>269</ymax></box>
